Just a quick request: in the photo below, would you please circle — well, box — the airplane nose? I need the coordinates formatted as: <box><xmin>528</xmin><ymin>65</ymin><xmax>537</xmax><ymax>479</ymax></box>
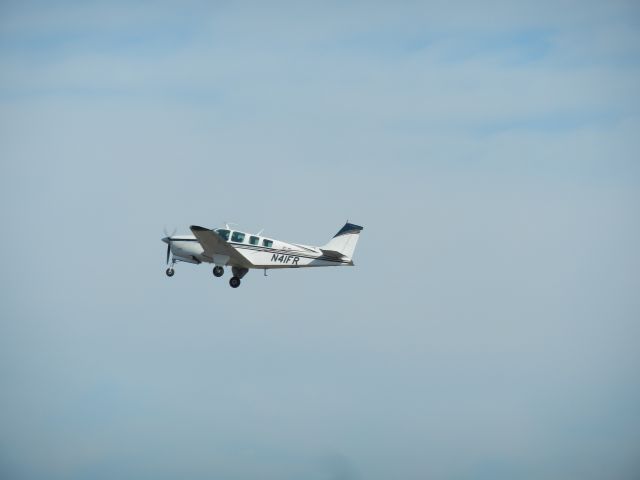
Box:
<box><xmin>161</xmin><ymin>237</ymin><xmax>170</xmax><ymax>244</ymax></box>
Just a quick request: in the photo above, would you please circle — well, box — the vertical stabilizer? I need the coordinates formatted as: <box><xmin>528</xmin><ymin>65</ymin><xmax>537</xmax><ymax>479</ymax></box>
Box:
<box><xmin>321</xmin><ymin>222</ymin><xmax>363</xmax><ymax>260</ymax></box>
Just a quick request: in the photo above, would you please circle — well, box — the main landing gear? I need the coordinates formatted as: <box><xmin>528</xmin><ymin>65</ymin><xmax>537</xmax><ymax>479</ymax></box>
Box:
<box><xmin>213</xmin><ymin>266</ymin><xmax>224</xmax><ymax>277</ymax></box>
<box><xmin>212</xmin><ymin>265</ymin><xmax>247</xmax><ymax>288</ymax></box>
<box><xmin>228</xmin><ymin>266</ymin><xmax>248</xmax><ymax>288</ymax></box>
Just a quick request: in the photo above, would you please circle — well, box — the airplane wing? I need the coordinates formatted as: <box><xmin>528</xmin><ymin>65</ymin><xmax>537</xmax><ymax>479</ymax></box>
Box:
<box><xmin>190</xmin><ymin>225</ymin><xmax>252</xmax><ymax>267</ymax></box>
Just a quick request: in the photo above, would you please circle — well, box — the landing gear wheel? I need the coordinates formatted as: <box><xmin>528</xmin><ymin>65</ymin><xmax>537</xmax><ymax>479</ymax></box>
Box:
<box><xmin>213</xmin><ymin>266</ymin><xmax>224</xmax><ymax>277</ymax></box>
<box><xmin>166</xmin><ymin>268</ymin><xmax>175</xmax><ymax>277</ymax></box>
<box><xmin>229</xmin><ymin>276</ymin><xmax>241</xmax><ymax>288</ymax></box>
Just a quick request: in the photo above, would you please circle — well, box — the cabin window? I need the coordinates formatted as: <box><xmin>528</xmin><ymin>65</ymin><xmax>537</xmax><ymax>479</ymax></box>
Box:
<box><xmin>231</xmin><ymin>231</ymin><xmax>245</xmax><ymax>243</ymax></box>
<box><xmin>262</xmin><ymin>239</ymin><xmax>273</xmax><ymax>248</ymax></box>
<box><xmin>249</xmin><ymin>236</ymin><xmax>259</xmax><ymax>245</ymax></box>
<box><xmin>216</xmin><ymin>229</ymin><xmax>230</xmax><ymax>240</ymax></box>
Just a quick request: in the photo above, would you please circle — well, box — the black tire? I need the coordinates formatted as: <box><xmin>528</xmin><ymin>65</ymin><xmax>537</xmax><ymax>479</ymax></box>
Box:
<box><xmin>166</xmin><ymin>268</ymin><xmax>175</xmax><ymax>277</ymax></box>
<box><xmin>213</xmin><ymin>266</ymin><xmax>224</xmax><ymax>277</ymax></box>
<box><xmin>229</xmin><ymin>276</ymin><xmax>241</xmax><ymax>288</ymax></box>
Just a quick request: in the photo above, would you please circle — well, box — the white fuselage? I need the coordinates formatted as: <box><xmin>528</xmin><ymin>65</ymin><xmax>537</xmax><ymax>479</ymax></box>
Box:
<box><xmin>169</xmin><ymin>233</ymin><xmax>351</xmax><ymax>269</ymax></box>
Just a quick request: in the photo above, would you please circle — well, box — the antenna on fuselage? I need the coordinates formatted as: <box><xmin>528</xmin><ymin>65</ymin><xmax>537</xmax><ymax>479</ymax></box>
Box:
<box><xmin>257</xmin><ymin>229</ymin><xmax>264</xmax><ymax>236</ymax></box>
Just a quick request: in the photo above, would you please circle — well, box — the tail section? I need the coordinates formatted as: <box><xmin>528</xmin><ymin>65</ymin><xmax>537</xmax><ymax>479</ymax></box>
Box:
<box><xmin>321</xmin><ymin>222</ymin><xmax>363</xmax><ymax>260</ymax></box>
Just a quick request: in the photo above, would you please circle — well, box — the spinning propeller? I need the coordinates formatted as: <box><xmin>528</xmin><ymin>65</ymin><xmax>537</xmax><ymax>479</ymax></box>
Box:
<box><xmin>163</xmin><ymin>226</ymin><xmax>177</xmax><ymax>265</ymax></box>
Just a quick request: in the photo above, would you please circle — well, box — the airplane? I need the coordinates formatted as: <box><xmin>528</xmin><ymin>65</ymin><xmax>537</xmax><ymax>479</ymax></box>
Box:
<box><xmin>161</xmin><ymin>222</ymin><xmax>364</xmax><ymax>288</ymax></box>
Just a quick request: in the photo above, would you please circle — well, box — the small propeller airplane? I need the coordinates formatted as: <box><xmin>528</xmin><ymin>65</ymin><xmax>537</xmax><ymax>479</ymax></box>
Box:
<box><xmin>161</xmin><ymin>222</ymin><xmax>364</xmax><ymax>288</ymax></box>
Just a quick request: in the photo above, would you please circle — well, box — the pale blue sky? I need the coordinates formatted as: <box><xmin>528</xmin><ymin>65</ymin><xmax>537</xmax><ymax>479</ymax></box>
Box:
<box><xmin>1</xmin><ymin>1</ymin><xmax>639</xmax><ymax>479</ymax></box>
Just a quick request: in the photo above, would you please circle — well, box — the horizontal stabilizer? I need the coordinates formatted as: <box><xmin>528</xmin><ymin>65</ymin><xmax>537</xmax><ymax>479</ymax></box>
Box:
<box><xmin>320</xmin><ymin>249</ymin><xmax>347</xmax><ymax>260</ymax></box>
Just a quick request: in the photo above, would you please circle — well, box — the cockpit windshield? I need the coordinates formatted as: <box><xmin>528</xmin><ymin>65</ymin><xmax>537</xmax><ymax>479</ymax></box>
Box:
<box><xmin>216</xmin><ymin>229</ymin><xmax>230</xmax><ymax>241</ymax></box>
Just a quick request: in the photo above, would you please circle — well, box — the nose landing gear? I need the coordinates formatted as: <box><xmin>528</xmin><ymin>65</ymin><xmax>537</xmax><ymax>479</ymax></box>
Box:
<box><xmin>166</xmin><ymin>258</ymin><xmax>176</xmax><ymax>277</ymax></box>
<box><xmin>229</xmin><ymin>277</ymin><xmax>241</xmax><ymax>288</ymax></box>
